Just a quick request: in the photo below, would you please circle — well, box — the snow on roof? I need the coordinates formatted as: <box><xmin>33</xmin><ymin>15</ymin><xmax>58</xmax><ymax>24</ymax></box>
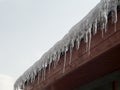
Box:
<box><xmin>14</xmin><ymin>0</ymin><xmax>119</xmax><ymax>90</ymax></box>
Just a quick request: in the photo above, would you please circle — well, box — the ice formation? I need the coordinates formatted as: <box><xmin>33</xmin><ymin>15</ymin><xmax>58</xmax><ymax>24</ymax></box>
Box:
<box><xmin>14</xmin><ymin>0</ymin><xmax>119</xmax><ymax>90</ymax></box>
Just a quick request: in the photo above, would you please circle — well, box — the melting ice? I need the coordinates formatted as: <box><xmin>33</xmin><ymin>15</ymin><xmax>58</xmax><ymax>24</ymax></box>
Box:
<box><xmin>14</xmin><ymin>0</ymin><xmax>119</xmax><ymax>90</ymax></box>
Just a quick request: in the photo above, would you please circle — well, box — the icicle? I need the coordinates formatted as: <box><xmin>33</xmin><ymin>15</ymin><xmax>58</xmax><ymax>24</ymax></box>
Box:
<box><xmin>71</xmin><ymin>39</ymin><xmax>75</xmax><ymax>48</ymax></box>
<box><xmin>111</xmin><ymin>11</ymin><xmax>117</xmax><ymax>32</ymax></box>
<box><xmin>99</xmin><ymin>0</ymin><xmax>109</xmax><ymax>37</ymax></box>
<box><xmin>88</xmin><ymin>25</ymin><xmax>92</xmax><ymax>55</ymax></box>
<box><xmin>111</xmin><ymin>0</ymin><xmax>118</xmax><ymax>32</ymax></box>
<box><xmin>63</xmin><ymin>48</ymin><xmax>67</xmax><ymax>73</ymax></box>
<box><xmin>88</xmin><ymin>27</ymin><xmax>91</xmax><ymax>55</ymax></box>
<box><xmin>93</xmin><ymin>19</ymin><xmax>98</xmax><ymax>35</ymax></box>
<box><xmin>84</xmin><ymin>32</ymin><xmax>89</xmax><ymax>53</ymax></box>
<box><xmin>69</xmin><ymin>46</ymin><xmax>73</xmax><ymax>65</ymax></box>
<box><xmin>53</xmin><ymin>53</ymin><xmax>58</xmax><ymax>69</ymax></box>
<box><xmin>103</xmin><ymin>11</ymin><xmax>108</xmax><ymax>33</ymax></box>
<box><xmin>100</xmin><ymin>13</ymin><xmax>108</xmax><ymax>38</ymax></box>
<box><xmin>114</xmin><ymin>7</ymin><xmax>117</xmax><ymax>32</ymax></box>
<box><xmin>84</xmin><ymin>31</ymin><xmax>88</xmax><ymax>43</ymax></box>
<box><xmin>104</xmin><ymin>22</ymin><xmax>107</xmax><ymax>33</ymax></box>
<box><xmin>30</xmin><ymin>73</ymin><xmax>34</xmax><ymax>83</ymax></box>
<box><xmin>41</xmin><ymin>66</ymin><xmax>44</xmax><ymax>81</ymax></box>
<box><xmin>56</xmin><ymin>52</ymin><xmax>60</xmax><ymax>64</ymax></box>
<box><xmin>32</xmin><ymin>70</ymin><xmax>36</xmax><ymax>81</ymax></box>
<box><xmin>42</xmin><ymin>69</ymin><xmax>44</xmax><ymax>81</ymax></box>
<box><xmin>76</xmin><ymin>36</ymin><xmax>80</xmax><ymax>50</ymax></box>
<box><xmin>48</xmin><ymin>62</ymin><xmax>51</xmax><ymax>73</ymax></box>
<box><xmin>103</xmin><ymin>0</ymin><xmax>109</xmax><ymax>32</ymax></box>
<box><xmin>48</xmin><ymin>57</ymin><xmax>52</xmax><ymax>73</ymax></box>
<box><xmin>101</xmin><ymin>27</ymin><xmax>104</xmax><ymax>38</ymax></box>
<box><xmin>43</xmin><ymin>63</ymin><xmax>47</xmax><ymax>80</ymax></box>
<box><xmin>57</xmin><ymin>52</ymin><xmax>60</xmax><ymax>62</ymax></box>
<box><xmin>37</xmin><ymin>72</ymin><xmax>40</xmax><ymax>84</ymax></box>
<box><xmin>84</xmin><ymin>19</ymin><xmax>92</xmax><ymax>55</ymax></box>
<box><xmin>43</xmin><ymin>67</ymin><xmax>46</xmax><ymax>80</ymax></box>
<box><xmin>54</xmin><ymin>53</ymin><xmax>60</xmax><ymax>68</ymax></box>
<box><xmin>53</xmin><ymin>52</ymin><xmax>60</xmax><ymax>68</ymax></box>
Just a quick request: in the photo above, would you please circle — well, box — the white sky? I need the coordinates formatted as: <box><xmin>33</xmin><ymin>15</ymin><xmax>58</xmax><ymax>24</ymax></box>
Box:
<box><xmin>0</xmin><ymin>0</ymin><xmax>100</xmax><ymax>90</ymax></box>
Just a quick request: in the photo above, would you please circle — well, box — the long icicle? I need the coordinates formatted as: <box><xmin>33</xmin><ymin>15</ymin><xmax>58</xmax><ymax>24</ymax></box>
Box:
<box><xmin>42</xmin><ymin>68</ymin><xmax>44</xmax><ymax>81</ymax></box>
<box><xmin>115</xmin><ymin>0</ymin><xmax>118</xmax><ymax>32</ymax></box>
<box><xmin>55</xmin><ymin>52</ymin><xmax>60</xmax><ymax>67</ymax></box>
<box><xmin>111</xmin><ymin>0</ymin><xmax>118</xmax><ymax>32</ymax></box>
<box><xmin>114</xmin><ymin>6</ymin><xmax>117</xmax><ymax>32</ymax></box>
<box><xmin>43</xmin><ymin>67</ymin><xmax>46</xmax><ymax>80</ymax></box>
<box><xmin>69</xmin><ymin>46</ymin><xmax>73</xmax><ymax>65</ymax></box>
<box><xmin>88</xmin><ymin>27</ymin><xmax>92</xmax><ymax>55</ymax></box>
<box><xmin>93</xmin><ymin>19</ymin><xmax>98</xmax><ymax>35</ymax></box>
<box><xmin>48</xmin><ymin>62</ymin><xmax>51</xmax><ymax>73</ymax></box>
<box><xmin>53</xmin><ymin>55</ymin><xmax>57</xmax><ymax>69</ymax></box>
<box><xmin>85</xmin><ymin>32</ymin><xmax>89</xmax><ymax>53</ymax></box>
<box><xmin>63</xmin><ymin>50</ymin><xmax>67</xmax><ymax>73</ymax></box>
<box><xmin>76</xmin><ymin>35</ymin><xmax>80</xmax><ymax>50</ymax></box>
<box><xmin>48</xmin><ymin>57</ymin><xmax>52</xmax><ymax>73</ymax></box>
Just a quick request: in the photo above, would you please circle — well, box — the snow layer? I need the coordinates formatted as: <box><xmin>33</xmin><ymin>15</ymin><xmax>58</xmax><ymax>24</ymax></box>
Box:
<box><xmin>14</xmin><ymin>0</ymin><xmax>119</xmax><ymax>90</ymax></box>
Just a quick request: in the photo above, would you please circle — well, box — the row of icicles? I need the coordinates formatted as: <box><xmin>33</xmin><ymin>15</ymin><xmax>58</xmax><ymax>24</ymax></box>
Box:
<box><xmin>37</xmin><ymin>0</ymin><xmax>118</xmax><ymax>86</ymax></box>
<box><xmin>14</xmin><ymin>0</ymin><xmax>118</xmax><ymax>90</ymax></box>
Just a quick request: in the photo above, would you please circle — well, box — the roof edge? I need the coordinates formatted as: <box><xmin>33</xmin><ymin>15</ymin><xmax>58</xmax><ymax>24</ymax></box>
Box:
<box><xmin>14</xmin><ymin>0</ymin><xmax>119</xmax><ymax>90</ymax></box>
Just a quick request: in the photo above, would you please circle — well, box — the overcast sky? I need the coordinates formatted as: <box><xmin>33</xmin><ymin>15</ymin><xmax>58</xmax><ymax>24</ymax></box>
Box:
<box><xmin>0</xmin><ymin>0</ymin><xmax>100</xmax><ymax>90</ymax></box>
